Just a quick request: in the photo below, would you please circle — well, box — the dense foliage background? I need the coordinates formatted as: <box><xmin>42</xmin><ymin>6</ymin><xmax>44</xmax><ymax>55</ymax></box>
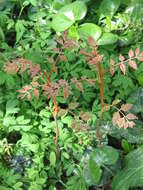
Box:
<box><xmin>0</xmin><ymin>0</ymin><xmax>143</xmax><ymax>190</ymax></box>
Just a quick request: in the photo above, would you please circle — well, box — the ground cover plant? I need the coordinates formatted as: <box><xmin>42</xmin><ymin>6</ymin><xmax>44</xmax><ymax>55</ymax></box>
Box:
<box><xmin>0</xmin><ymin>0</ymin><xmax>143</xmax><ymax>190</ymax></box>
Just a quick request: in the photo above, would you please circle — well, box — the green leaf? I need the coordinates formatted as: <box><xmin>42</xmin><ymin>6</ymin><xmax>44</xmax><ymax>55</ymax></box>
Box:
<box><xmin>52</xmin><ymin>1</ymin><xmax>87</xmax><ymax>32</ymax></box>
<box><xmin>61</xmin><ymin>116</ymin><xmax>72</xmax><ymax>127</ymax></box>
<box><xmin>130</xmin><ymin>88</ymin><xmax>143</xmax><ymax>113</ymax></box>
<box><xmin>89</xmin><ymin>159</ymin><xmax>102</xmax><ymax>184</ymax></box>
<box><xmin>15</xmin><ymin>20</ymin><xmax>25</xmax><ymax>43</ymax></box>
<box><xmin>90</xmin><ymin>146</ymin><xmax>119</xmax><ymax>166</ymax></box>
<box><xmin>97</xmin><ymin>33</ymin><xmax>118</xmax><ymax>45</ymax></box>
<box><xmin>28</xmin><ymin>7</ymin><xmax>47</xmax><ymax>21</ymax></box>
<box><xmin>52</xmin><ymin>12</ymin><xmax>74</xmax><ymax>32</ymax></box>
<box><xmin>99</xmin><ymin>0</ymin><xmax>121</xmax><ymax>17</ymax></box>
<box><xmin>6</xmin><ymin>100</ymin><xmax>20</xmax><ymax>116</ymax></box>
<box><xmin>87</xmin><ymin>146</ymin><xmax>119</xmax><ymax>184</ymax></box>
<box><xmin>112</xmin><ymin>147</ymin><xmax>143</xmax><ymax>190</ymax></box>
<box><xmin>137</xmin><ymin>73</ymin><xmax>143</xmax><ymax>86</ymax></box>
<box><xmin>0</xmin><ymin>27</ymin><xmax>5</xmax><ymax>41</ymax></box>
<box><xmin>52</xmin><ymin>0</ymin><xmax>72</xmax><ymax>10</ymax></box>
<box><xmin>121</xmin><ymin>139</ymin><xmax>133</xmax><ymax>153</ymax></box>
<box><xmin>125</xmin><ymin>0</ymin><xmax>143</xmax><ymax>22</ymax></box>
<box><xmin>62</xmin><ymin>152</ymin><xmax>70</xmax><ymax>159</ymax></box>
<box><xmin>16</xmin><ymin>115</ymin><xmax>30</xmax><ymax>125</ymax></box>
<box><xmin>29</xmin><ymin>0</ymin><xmax>37</xmax><ymax>6</ymax></box>
<box><xmin>0</xmin><ymin>71</ymin><xmax>6</xmax><ymax>85</ymax></box>
<box><xmin>78</xmin><ymin>23</ymin><xmax>102</xmax><ymax>41</ymax></box>
<box><xmin>3</xmin><ymin>116</ymin><xmax>16</xmax><ymax>127</ymax></box>
<box><xmin>49</xmin><ymin>151</ymin><xmax>56</xmax><ymax>167</ymax></box>
<box><xmin>9</xmin><ymin>125</ymin><xmax>33</xmax><ymax>132</ymax></box>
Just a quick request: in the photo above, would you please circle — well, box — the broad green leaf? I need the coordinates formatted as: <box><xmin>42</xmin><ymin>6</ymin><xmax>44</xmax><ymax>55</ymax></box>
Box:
<box><xmin>59</xmin><ymin>1</ymin><xmax>87</xmax><ymax>21</ymax></box>
<box><xmin>52</xmin><ymin>12</ymin><xmax>74</xmax><ymax>32</ymax></box>
<box><xmin>112</xmin><ymin>147</ymin><xmax>143</xmax><ymax>190</ymax></box>
<box><xmin>87</xmin><ymin>146</ymin><xmax>119</xmax><ymax>184</ymax></box>
<box><xmin>89</xmin><ymin>159</ymin><xmax>102</xmax><ymax>184</ymax></box>
<box><xmin>99</xmin><ymin>0</ymin><xmax>121</xmax><ymax>17</ymax></box>
<box><xmin>49</xmin><ymin>151</ymin><xmax>56</xmax><ymax>167</ymax></box>
<box><xmin>52</xmin><ymin>1</ymin><xmax>87</xmax><ymax>32</ymax></box>
<box><xmin>97</xmin><ymin>33</ymin><xmax>118</xmax><ymax>45</ymax></box>
<box><xmin>78</xmin><ymin>23</ymin><xmax>102</xmax><ymax>41</ymax></box>
<box><xmin>90</xmin><ymin>146</ymin><xmax>119</xmax><ymax>166</ymax></box>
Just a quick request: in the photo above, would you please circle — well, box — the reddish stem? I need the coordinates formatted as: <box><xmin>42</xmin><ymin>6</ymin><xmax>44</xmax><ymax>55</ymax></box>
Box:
<box><xmin>96</xmin><ymin>62</ymin><xmax>104</xmax><ymax>145</ymax></box>
<box><xmin>97</xmin><ymin>63</ymin><xmax>104</xmax><ymax>110</ymax></box>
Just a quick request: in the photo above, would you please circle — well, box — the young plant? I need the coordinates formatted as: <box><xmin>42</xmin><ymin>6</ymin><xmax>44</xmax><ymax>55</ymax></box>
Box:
<box><xmin>4</xmin><ymin>33</ymin><xmax>143</xmax><ymax>148</ymax></box>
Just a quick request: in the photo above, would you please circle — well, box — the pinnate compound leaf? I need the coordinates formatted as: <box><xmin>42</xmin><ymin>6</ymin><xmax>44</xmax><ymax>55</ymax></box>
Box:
<box><xmin>112</xmin><ymin>147</ymin><xmax>143</xmax><ymax>190</ymax></box>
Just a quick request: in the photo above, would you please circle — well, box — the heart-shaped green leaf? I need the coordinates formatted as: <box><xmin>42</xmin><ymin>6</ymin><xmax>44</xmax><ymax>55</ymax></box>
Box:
<box><xmin>52</xmin><ymin>1</ymin><xmax>87</xmax><ymax>32</ymax></box>
<box><xmin>112</xmin><ymin>147</ymin><xmax>143</xmax><ymax>190</ymax></box>
<box><xmin>78</xmin><ymin>23</ymin><xmax>102</xmax><ymax>41</ymax></box>
<box><xmin>97</xmin><ymin>33</ymin><xmax>118</xmax><ymax>45</ymax></box>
